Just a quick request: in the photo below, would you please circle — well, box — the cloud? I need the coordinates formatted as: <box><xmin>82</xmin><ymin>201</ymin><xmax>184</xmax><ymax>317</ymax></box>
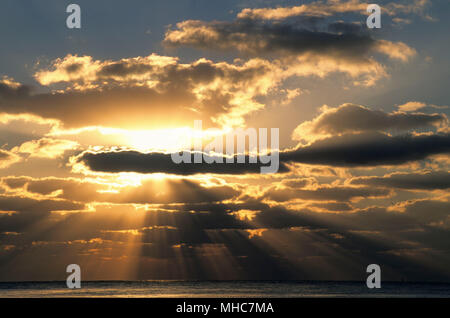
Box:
<box><xmin>0</xmin><ymin>195</ymin><xmax>83</xmax><ymax>214</ymax></box>
<box><xmin>261</xmin><ymin>184</ymin><xmax>391</xmax><ymax>202</ymax></box>
<box><xmin>164</xmin><ymin>0</ymin><xmax>418</xmax><ymax>70</ymax></box>
<box><xmin>163</xmin><ymin>1</ymin><xmax>422</xmax><ymax>88</ymax></box>
<box><xmin>34</xmin><ymin>54</ymin><xmax>178</xmax><ymax>86</ymax></box>
<box><xmin>0</xmin><ymin>113</ymin><xmax>60</xmax><ymax>151</ymax></box>
<box><xmin>392</xmin><ymin>17</ymin><xmax>412</xmax><ymax>26</ymax></box>
<box><xmin>400</xmin><ymin>198</ymin><xmax>450</xmax><ymax>224</ymax></box>
<box><xmin>72</xmin><ymin>130</ymin><xmax>450</xmax><ymax>175</ymax></box>
<box><xmin>373</xmin><ymin>40</ymin><xmax>416</xmax><ymax>62</ymax></box>
<box><xmin>398</xmin><ymin>101</ymin><xmax>427</xmax><ymax>112</ymax></box>
<box><xmin>0</xmin><ymin>0</ymin><xmax>448</xmax><ymax>283</ymax></box>
<box><xmin>0</xmin><ymin>56</ymin><xmax>288</xmax><ymax>128</ymax></box>
<box><xmin>283</xmin><ymin>132</ymin><xmax>450</xmax><ymax>167</ymax></box>
<box><xmin>72</xmin><ymin>150</ymin><xmax>289</xmax><ymax>175</ymax></box>
<box><xmin>1</xmin><ymin>33</ymin><xmax>416</xmax><ymax>133</ymax></box>
<box><xmin>1</xmin><ymin>176</ymin><xmax>240</xmax><ymax>204</ymax></box>
<box><xmin>0</xmin><ymin>81</ymin><xmax>196</xmax><ymax>129</ymax></box>
<box><xmin>0</xmin><ymin>194</ymin><xmax>84</xmax><ymax>233</ymax></box>
<box><xmin>0</xmin><ymin>77</ymin><xmax>32</xmax><ymax>98</ymax></box>
<box><xmin>12</xmin><ymin>138</ymin><xmax>79</xmax><ymax>159</ymax></box>
<box><xmin>255</xmin><ymin>198</ymin><xmax>450</xmax><ymax>233</ymax></box>
<box><xmin>293</xmin><ymin>103</ymin><xmax>447</xmax><ymax>142</ymax></box>
<box><xmin>236</xmin><ymin>0</ymin><xmax>431</xmax><ymax>20</ymax></box>
<box><xmin>165</xmin><ymin>19</ymin><xmax>372</xmax><ymax>56</ymax></box>
<box><xmin>287</xmin><ymin>103</ymin><xmax>449</xmax><ymax>167</ymax></box>
<box><xmin>385</xmin><ymin>0</ymin><xmax>432</xmax><ymax>18</ymax></box>
<box><xmin>0</xmin><ymin>149</ymin><xmax>20</xmax><ymax>169</ymax></box>
<box><xmin>310</xmin><ymin>202</ymin><xmax>354</xmax><ymax>212</ymax></box>
<box><xmin>164</xmin><ymin>17</ymin><xmax>415</xmax><ymax>61</ymax></box>
<box><xmin>1</xmin><ymin>189</ymin><xmax>449</xmax><ymax>281</ymax></box>
<box><xmin>236</xmin><ymin>1</ymin><xmax>366</xmax><ymax>20</ymax></box>
<box><xmin>350</xmin><ymin>170</ymin><xmax>450</xmax><ymax>190</ymax></box>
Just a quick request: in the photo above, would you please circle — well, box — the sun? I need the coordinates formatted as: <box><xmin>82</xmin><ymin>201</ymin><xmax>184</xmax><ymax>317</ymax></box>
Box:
<box><xmin>125</xmin><ymin>128</ymin><xmax>193</xmax><ymax>152</ymax></box>
<box><xmin>124</xmin><ymin>126</ymin><xmax>230</xmax><ymax>152</ymax></box>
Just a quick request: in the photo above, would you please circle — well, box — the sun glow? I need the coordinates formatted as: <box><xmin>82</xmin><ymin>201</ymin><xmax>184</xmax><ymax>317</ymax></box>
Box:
<box><xmin>51</xmin><ymin>125</ymin><xmax>231</xmax><ymax>152</ymax></box>
<box><xmin>124</xmin><ymin>126</ymin><xmax>232</xmax><ymax>152</ymax></box>
<box><xmin>125</xmin><ymin>128</ymin><xmax>192</xmax><ymax>152</ymax></box>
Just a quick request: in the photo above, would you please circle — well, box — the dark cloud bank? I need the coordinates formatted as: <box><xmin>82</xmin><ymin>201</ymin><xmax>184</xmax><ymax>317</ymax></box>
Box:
<box><xmin>76</xmin><ymin>132</ymin><xmax>450</xmax><ymax>175</ymax></box>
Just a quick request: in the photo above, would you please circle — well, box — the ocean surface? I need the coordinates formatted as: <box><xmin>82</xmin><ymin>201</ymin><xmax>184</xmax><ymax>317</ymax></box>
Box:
<box><xmin>0</xmin><ymin>281</ymin><xmax>449</xmax><ymax>298</ymax></box>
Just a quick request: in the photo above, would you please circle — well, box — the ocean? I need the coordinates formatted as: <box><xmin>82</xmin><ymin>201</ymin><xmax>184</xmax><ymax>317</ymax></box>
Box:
<box><xmin>0</xmin><ymin>281</ymin><xmax>449</xmax><ymax>298</ymax></box>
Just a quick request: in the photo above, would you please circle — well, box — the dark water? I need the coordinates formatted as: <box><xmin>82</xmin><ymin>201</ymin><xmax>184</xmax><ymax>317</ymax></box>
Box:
<box><xmin>0</xmin><ymin>281</ymin><xmax>450</xmax><ymax>297</ymax></box>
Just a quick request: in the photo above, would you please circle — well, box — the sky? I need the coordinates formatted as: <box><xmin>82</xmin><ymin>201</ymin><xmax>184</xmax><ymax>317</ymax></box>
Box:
<box><xmin>0</xmin><ymin>0</ymin><xmax>449</xmax><ymax>281</ymax></box>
